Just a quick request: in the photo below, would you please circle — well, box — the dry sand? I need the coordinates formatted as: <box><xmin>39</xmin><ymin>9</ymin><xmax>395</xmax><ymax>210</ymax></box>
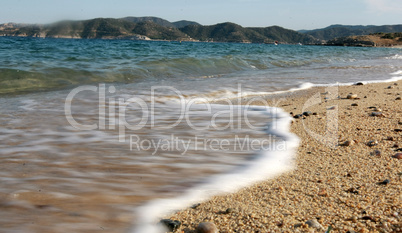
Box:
<box><xmin>167</xmin><ymin>80</ymin><xmax>402</xmax><ymax>232</ymax></box>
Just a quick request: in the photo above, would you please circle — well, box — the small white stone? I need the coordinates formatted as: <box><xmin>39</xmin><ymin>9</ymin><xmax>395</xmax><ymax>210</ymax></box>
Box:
<box><xmin>305</xmin><ymin>219</ymin><xmax>324</xmax><ymax>230</ymax></box>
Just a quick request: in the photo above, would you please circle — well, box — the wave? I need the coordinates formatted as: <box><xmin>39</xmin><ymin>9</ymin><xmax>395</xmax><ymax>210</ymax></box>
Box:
<box><xmin>0</xmin><ymin>55</ymin><xmax>264</xmax><ymax>95</ymax></box>
<box><xmin>130</xmin><ymin>105</ymin><xmax>299</xmax><ymax>233</ymax></box>
<box><xmin>154</xmin><ymin>69</ymin><xmax>402</xmax><ymax>106</ymax></box>
<box><xmin>385</xmin><ymin>54</ymin><xmax>402</xmax><ymax>60</ymax></box>
<box><xmin>390</xmin><ymin>70</ymin><xmax>402</xmax><ymax>75</ymax></box>
<box><xmin>313</xmin><ymin>74</ymin><xmax>402</xmax><ymax>87</ymax></box>
<box><xmin>0</xmin><ymin>68</ymin><xmax>148</xmax><ymax>95</ymax></box>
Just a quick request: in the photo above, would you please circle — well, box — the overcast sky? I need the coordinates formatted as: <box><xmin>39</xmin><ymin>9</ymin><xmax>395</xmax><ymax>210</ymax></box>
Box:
<box><xmin>1</xmin><ymin>0</ymin><xmax>401</xmax><ymax>30</ymax></box>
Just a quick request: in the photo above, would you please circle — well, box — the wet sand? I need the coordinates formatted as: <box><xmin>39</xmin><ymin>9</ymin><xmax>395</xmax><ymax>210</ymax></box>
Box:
<box><xmin>168</xmin><ymin>80</ymin><xmax>402</xmax><ymax>232</ymax></box>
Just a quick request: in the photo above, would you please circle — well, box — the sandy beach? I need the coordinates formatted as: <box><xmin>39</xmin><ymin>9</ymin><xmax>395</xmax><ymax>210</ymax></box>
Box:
<box><xmin>167</xmin><ymin>80</ymin><xmax>402</xmax><ymax>232</ymax></box>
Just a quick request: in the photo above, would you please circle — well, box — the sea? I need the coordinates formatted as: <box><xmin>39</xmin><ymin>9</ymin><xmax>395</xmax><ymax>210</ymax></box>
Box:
<box><xmin>0</xmin><ymin>37</ymin><xmax>401</xmax><ymax>233</ymax></box>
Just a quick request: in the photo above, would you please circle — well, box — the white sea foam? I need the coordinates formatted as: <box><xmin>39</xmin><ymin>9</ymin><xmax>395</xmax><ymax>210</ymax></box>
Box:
<box><xmin>130</xmin><ymin>105</ymin><xmax>299</xmax><ymax>233</ymax></box>
<box><xmin>385</xmin><ymin>54</ymin><xmax>402</xmax><ymax>60</ymax></box>
<box><xmin>311</xmin><ymin>73</ymin><xmax>402</xmax><ymax>87</ymax></box>
<box><xmin>188</xmin><ymin>82</ymin><xmax>315</xmax><ymax>104</ymax></box>
<box><xmin>390</xmin><ymin>70</ymin><xmax>402</xmax><ymax>75</ymax></box>
<box><xmin>19</xmin><ymin>99</ymin><xmax>38</xmax><ymax>111</ymax></box>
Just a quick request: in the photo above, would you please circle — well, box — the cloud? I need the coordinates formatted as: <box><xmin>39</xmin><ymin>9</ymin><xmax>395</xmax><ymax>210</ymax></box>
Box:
<box><xmin>363</xmin><ymin>0</ymin><xmax>402</xmax><ymax>13</ymax></box>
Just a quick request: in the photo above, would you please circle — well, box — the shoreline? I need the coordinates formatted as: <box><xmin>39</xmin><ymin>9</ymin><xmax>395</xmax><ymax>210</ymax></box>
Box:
<box><xmin>166</xmin><ymin>80</ymin><xmax>402</xmax><ymax>232</ymax></box>
<box><xmin>3</xmin><ymin>35</ymin><xmax>402</xmax><ymax>48</ymax></box>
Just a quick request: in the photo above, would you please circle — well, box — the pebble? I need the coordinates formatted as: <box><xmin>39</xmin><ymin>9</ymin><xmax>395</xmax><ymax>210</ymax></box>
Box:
<box><xmin>196</xmin><ymin>222</ymin><xmax>219</xmax><ymax>233</ymax></box>
<box><xmin>347</xmin><ymin>94</ymin><xmax>358</xmax><ymax>99</ymax></box>
<box><xmin>293</xmin><ymin>223</ymin><xmax>303</xmax><ymax>228</ymax></box>
<box><xmin>387</xmin><ymin>85</ymin><xmax>394</xmax><ymax>89</ymax></box>
<box><xmin>393</xmin><ymin>153</ymin><xmax>402</xmax><ymax>159</ymax></box>
<box><xmin>396</xmin><ymin>97</ymin><xmax>401</xmax><ymax>100</ymax></box>
<box><xmin>367</xmin><ymin>140</ymin><xmax>378</xmax><ymax>147</ymax></box>
<box><xmin>293</xmin><ymin>114</ymin><xmax>303</xmax><ymax>119</ymax></box>
<box><xmin>302</xmin><ymin>111</ymin><xmax>312</xmax><ymax>116</ymax></box>
<box><xmin>355</xmin><ymin>82</ymin><xmax>364</xmax><ymax>85</ymax></box>
<box><xmin>370</xmin><ymin>112</ymin><xmax>384</xmax><ymax>117</ymax></box>
<box><xmin>342</xmin><ymin>140</ymin><xmax>355</xmax><ymax>146</ymax></box>
<box><xmin>351</xmin><ymin>103</ymin><xmax>359</xmax><ymax>106</ymax></box>
<box><xmin>305</xmin><ymin>219</ymin><xmax>324</xmax><ymax>230</ymax></box>
<box><xmin>361</xmin><ymin>216</ymin><xmax>376</xmax><ymax>222</ymax></box>
<box><xmin>225</xmin><ymin>208</ymin><xmax>234</xmax><ymax>214</ymax></box>
<box><xmin>347</xmin><ymin>216</ymin><xmax>358</xmax><ymax>223</ymax></box>
<box><xmin>370</xmin><ymin>150</ymin><xmax>381</xmax><ymax>157</ymax></box>
<box><xmin>160</xmin><ymin>219</ymin><xmax>181</xmax><ymax>232</ymax></box>
<box><xmin>378</xmin><ymin>179</ymin><xmax>390</xmax><ymax>185</ymax></box>
<box><xmin>346</xmin><ymin>187</ymin><xmax>359</xmax><ymax>194</ymax></box>
<box><xmin>191</xmin><ymin>203</ymin><xmax>201</xmax><ymax>209</ymax></box>
<box><xmin>318</xmin><ymin>189</ymin><xmax>328</xmax><ymax>196</ymax></box>
<box><xmin>386</xmin><ymin>136</ymin><xmax>394</xmax><ymax>141</ymax></box>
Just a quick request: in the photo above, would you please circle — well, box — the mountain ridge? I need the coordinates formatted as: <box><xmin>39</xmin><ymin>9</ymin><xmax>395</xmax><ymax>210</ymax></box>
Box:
<box><xmin>1</xmin><ymin>17</ymin><xmax>401</xmax><ymax>45</ymax></box>
<box><xmin>0</xmin><ymin>17</ymin><xmax>317</xmax><ymax>44</ymax></box>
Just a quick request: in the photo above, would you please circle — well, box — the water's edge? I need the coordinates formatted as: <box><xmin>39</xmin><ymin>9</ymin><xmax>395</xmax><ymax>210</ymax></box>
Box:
<box><xmin>131</xmin><ymin>105</ymin><xmax>299</xmax><ymax>233</ymax></box>
<box><xmin>130</xmin><ymin>73</ymin><xmax>402</xmax><ymax>232</ymax></box>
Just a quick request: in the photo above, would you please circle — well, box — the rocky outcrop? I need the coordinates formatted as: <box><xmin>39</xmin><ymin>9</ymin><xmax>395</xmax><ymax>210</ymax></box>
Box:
<box><xmin>326</xmin><ymin>37</ymin><xmax>376</xmax><ymax>47</ymax></box>
<box><xmin>326</xmin><ymin>33</ymin><xmax>402</xmax><ymax>47</ymax></box>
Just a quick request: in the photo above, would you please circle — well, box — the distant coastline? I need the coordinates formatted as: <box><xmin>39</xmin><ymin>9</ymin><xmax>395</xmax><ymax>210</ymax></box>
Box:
<box><xmin>1</xmin><ymin>17</ymin><xmax>402</xmax><ymax>46</ymax></box>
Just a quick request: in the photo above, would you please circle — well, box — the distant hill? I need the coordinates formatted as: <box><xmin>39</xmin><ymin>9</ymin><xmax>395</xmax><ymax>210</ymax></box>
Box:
<box><xmin>0</xmin><ymin>17</ymin><xmax>317</xmax><ymax>43</ymax></box>
<box><xmin>249</xmin><ymin>26</ymin><xmax>317</xmax><ymax>44</ymax></box>
<box><xmin>180</xmin><ymin>22</ymin><xmax>317</xmax><ymax>44</ymax></box>
<box><xmin>302</xmin><ymin>24</ymin><xmax>402</xmax><ymax>41</ymax></box>
<box><xmin>120</xmin><ymin>16</ymin><xmax>175</xmax><ymax>28</ymax></box>
<box><xmin>131</xmin><ymin>21</ymin><xmax>189</xmax><ymax>40</ymax></box>
<box><xmin>180</xmin><ymin>22</ymin><xmax>265</xmax><ymax>43</ymax></box>
<box><xmin>120</xmin><ymin>17</ymin><xmax>201</xmax><ymax>28</ymax></box>
<box><xmin>2</xmin><ymin>17</ymin><xmax>400</xmax><ymax>44</ymax></box>
<box><xmin>0</xmin><ymin>18</ymin><xmax>191</xmax><ymax>40</ymax></box>
<box><xmin>172</xmin><ymin>20</ymin><xmax>201</xmax><ymax>28</ymax></box>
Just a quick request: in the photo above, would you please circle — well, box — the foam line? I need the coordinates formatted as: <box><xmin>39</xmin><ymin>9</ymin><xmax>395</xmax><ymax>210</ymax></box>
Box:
<box><xmin>130</xmin><ymin>105</ymin><xmax>299</xmax><ymax>233</ymax></box>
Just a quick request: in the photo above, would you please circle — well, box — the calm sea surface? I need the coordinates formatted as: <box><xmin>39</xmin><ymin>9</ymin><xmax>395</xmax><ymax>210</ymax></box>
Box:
<box><xmin>0</xmin><ymin>37</ymin><xmax>401</xmax><ymax>232</ymax></box>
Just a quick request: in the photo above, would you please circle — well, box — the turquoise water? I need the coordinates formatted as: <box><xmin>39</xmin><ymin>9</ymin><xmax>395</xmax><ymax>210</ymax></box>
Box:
<box><xmin>1</xmin><ymin>37</ymin><xmax>401</xmax><ymax>95</ymax></box>
<box><xmin>0</xmin><ymin>37</ymin><xmax>401</xmax><ymax>232</ymax></box>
